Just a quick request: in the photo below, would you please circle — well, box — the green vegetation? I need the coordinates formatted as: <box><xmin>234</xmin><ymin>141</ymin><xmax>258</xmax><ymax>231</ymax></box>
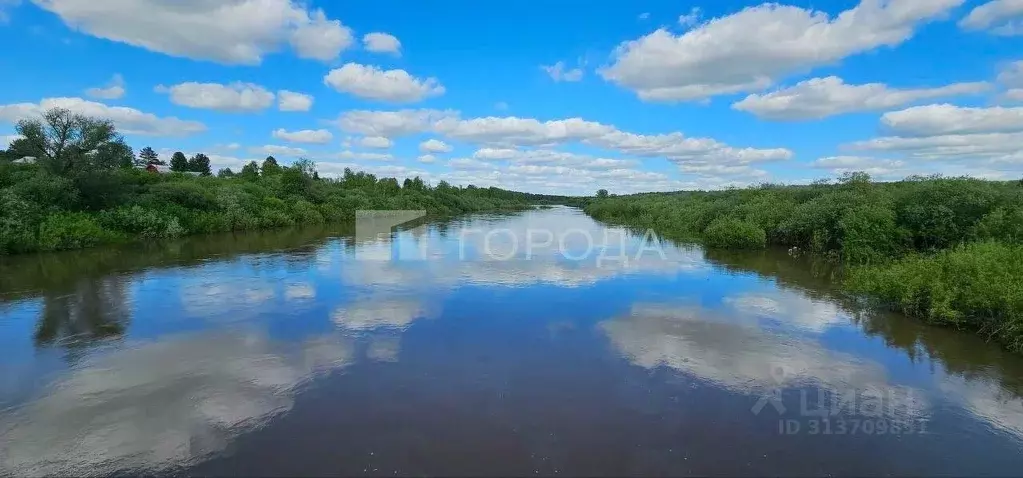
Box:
<box><xmin>0</xmin><ymin>108</ymin><xmax>553</xmax><ymax>255</ymax></box>
<box><xmin>585</xmin><ymin>172</ymin><xmax>1023</xmax><ymax>352</ymax></box>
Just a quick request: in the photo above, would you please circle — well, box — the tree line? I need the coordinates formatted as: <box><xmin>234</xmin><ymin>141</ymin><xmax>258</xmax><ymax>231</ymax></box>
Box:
<box><xmin>585</xmin><ymin>172</ymin><xmax>1023</xmax><ymax>353</ymax></box>
<box><xmin>0</xmin><ymin>107</ymin><xmax>558</xmax><ymax>256</ymax></box>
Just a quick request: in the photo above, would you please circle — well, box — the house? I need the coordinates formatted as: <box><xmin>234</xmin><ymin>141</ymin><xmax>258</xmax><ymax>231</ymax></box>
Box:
<box><xmin>144</xmin><ymin>164</ymin><xmax>172</xmax><ymax>174</ymax></box>
<box><xmin>13</xmin><ymin>156</ymin><xmax>37</xmax><ymax>164</ymax></box>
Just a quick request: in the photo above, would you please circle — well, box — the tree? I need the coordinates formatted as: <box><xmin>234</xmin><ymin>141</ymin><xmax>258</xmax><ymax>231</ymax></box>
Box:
<box><xmin>596</xmin><ymin>189</ymin><xmax>609</xmax><ymax>199</ymax></box>
<box><xmin>169</xmin><ymin>151</ymin><xmax>189</xmax><ymax>172</ymax></box>
<box><xmin>240</xmin><ymin>161</ymin><xmax>260</xmax><ymax>181</ymax></box>
<box><xmin>139</xmin><ymin>146</ymin><xmax>161</xmax><ymax>165</ymax></box>
<box><xmin>292</xmin><ymin>158</ymin><xmax>316</xmax><ymax>178</ymax></box>
<box><xmin>11</xmin><ymin>107</ymin><xmax>133</xmax><ymax>174</ymax></box>
<box><xmin>312</xmin><ymin>171</ymin><xmax>320</xmax><ymax>181</ymax></box>
<box><xmin>187</xmin><ymin>153</ymin><xmax>211</xmax><ymax>176</ymax></box>
<box><xmin>261</xmin><ymin>156</ymin><xmax>281</xmax><ymax>176</ymax></box>
<box><xmin>217</xmin><ymin>168</ymin><xmax>235</xmax><ymax>178</ymax></box>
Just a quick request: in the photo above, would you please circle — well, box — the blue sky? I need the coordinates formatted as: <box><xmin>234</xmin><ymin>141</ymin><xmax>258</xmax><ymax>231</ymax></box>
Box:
<box><xmin>0</xmin><ymin>0</ymin><xmax>1021</xmax><ymax>194</ymax></box>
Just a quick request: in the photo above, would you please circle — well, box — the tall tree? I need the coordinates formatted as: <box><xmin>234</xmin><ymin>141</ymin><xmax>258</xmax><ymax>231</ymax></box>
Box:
<box><xmin>261</xmin><ymin>155</ymin><xmax>281</xmax><ymax>176</ymax></box>
<box><xmin>240</xmin><ymin>161</ymin><xmax>260</xmax><ymax>181</ymax></box>
<box><xmin>596</xmin><ymin>189</ymin><xmax>609</xmax><ymax>199</ymax></box>
<box><xmin>11</xmin><ymin>107</ymin><xmax>132</xmax><ymax>174</ymax></box>
<box><xmin>169</xmin><ymin>151</ymin><xmax>189</xmax><ymax>172</ymax></box>
<box><xmin>217</xmin><ymin>168</ymin><xmax>235</xmax><ymax>178</ymax></box>
<box><xmin>139</xmin><ymin>146</ymin><xmax>162</xmax><ymax>165</ymax></box>
<box><xmin>188</xmin><ymin>153</ymin><xmax>212</xmax><ymax>176</ymax></box>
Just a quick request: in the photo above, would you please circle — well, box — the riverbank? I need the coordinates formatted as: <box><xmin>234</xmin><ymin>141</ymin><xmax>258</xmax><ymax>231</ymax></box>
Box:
<box><xmin>584</xmin><ymin>174</ymin><xmax>1023</xmax><ymax>353</ymax></box>
<box><xmin>0</xmin><ymin>161</ymin><xmax>548</xmax><ymax>256</ymax></box>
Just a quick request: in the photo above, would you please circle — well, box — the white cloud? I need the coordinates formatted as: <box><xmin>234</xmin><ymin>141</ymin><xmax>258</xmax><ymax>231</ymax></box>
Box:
<box><xmin>272</xmin><ymin>128</ymin><xmax>332</xmax><ymax>144</ymax></box>
<box><xmin>249</xmin><ymin>145</ymin><xmax>307</xmax><ymax>157</ymax></box>
<box><xmin>678</xmin><ymin>7</ymin><xmax>701</xmax><ymax>27</ymax></box>
<box><xmin>810</xmin><ymin>156</ymin><xmax>908</xmax><ymax>178</ymax></box>
<box><xmin>881</xmin><ymin>104</ymin><xmax>1023</xmax><ymax>136</ymax></box>
<box><xmin>417</xmin><ymin>154</ymin><xmax>437</xmax><ymax>164</ymax></box>
<box><xmin>289</xmin><ymin>9</ymin><xmax>353</xmax><ymax>62</ymax></box>
<box><xmin>333</xmin><ymin>150</ymin><xmax>393</xmax><ymax>161</ymax></box>
<box><xmin>471</xmin><ymin>148</ymin><xmax>638</xmax><ymax>170</ymax></box>
<box><xmin>358</xmin><ymin>136</ymin><xmax>393</xmax><ymax>149</ymax></box>
<box><xmin>156</xmin><ymin>81</ymin><xmax>274</xmax><ymax>112</ymax></box>
<box><xmin>846</xmin><ymin>131</ymin><xmax>1023</xmax><ymax>161</ymax></box>
<box><xmin>32</xmin><ymin>0</ymin><xmax>354</xmax><ymax>64</ymax></box>
<box><xmin>540</xmin><ymin>61</ymin><xmax>584</xmax><ymax>82</ymax></box>
<box><xmin>84</xmin><ymin>73</ymin><xmax>126</xmax><ymax>100</ymax></box>
<box><xmin>334</xmin><ymin>109</ymin><xmax>458</xmax><ymax>137</ymax></box>
<box><xmin>733</xmin><ymin>76</ymin><xmax>990</xmax><ymax>120</ymax></box>
<box><xmin>324</xmin><ymin>63</ymin><xmax>445</xmax><ymax>103</ymax></box>
<box><xmin>638</xmin><ymin>12</ymin><xmax>650</xmax><ymax>20</ymax></box>
<box><xmin>277</xmin><ymin>90</ymin><xmax>313</xmax><ymax>112</ymax></box>
<box><xmin>601</xmin><ymin>0</ymin><xmax>964</xmax><ymax>101</ymax></box>
<box><xmin>997</xmin><ymin>60</ymin><xmax>1023</xmax><ymax>102</ymax></box>
<box><xmin>419</xmin><ymin>139</ymin><xmax>452</xmax><ymax>153</ymax></box>
<box><xmin>0</xmin><ymin>97</ymin><xmax>205</xmax><ymax>136</ymax></box>
<box><xmin>959</xmin><ymin>0</ymin><xmax>1023</xmax><ymax>36</ymax></box>
<box><xmin>362</xmin><ymin>32</ymin><xmax>401</xmax><ymax>55</ymax></box>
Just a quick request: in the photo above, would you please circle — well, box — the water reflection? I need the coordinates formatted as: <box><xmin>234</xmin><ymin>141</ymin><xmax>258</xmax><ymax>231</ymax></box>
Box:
<box><xmin>2</xmin><ymin>208</ymin><xmax>1023</xmax><ymax>475</ymax></box>
<box><xmin>0</xmin><ymin>331</ymin><xmax>354</xmax><ymax>476</ymax></box>
<box><xmin>35</xmin><ymin>277</ymin><xmax>132</xmax><ymax>350</ymax></box>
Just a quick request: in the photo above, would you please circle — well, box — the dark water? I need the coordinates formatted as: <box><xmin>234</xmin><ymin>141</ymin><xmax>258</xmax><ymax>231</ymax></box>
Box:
<box><xmin>2</xmin><ymin>206</ymin><xmax>1023</xmax><ymax>476</ymax></box>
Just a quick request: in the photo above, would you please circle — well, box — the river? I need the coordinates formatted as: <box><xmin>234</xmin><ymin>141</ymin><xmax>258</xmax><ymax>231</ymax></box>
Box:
<box><xmin>1</xmin><ymin>206</ymin><xmax>1022</xmax><ymax>476</ymax></box>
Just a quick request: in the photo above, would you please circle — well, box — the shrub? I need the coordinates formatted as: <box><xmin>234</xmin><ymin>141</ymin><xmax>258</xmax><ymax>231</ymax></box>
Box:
<box><xmin>98</xmin><ymin>205</ymin><xmax>185</xmax><ymax>239</ymax></box>
<box><xmin>847</xmin><ymin>241</ymin><xmax>1023</xmax><ymax>352</ymax></box>
<box><xmin>0</xmin><ymin>189</ymin><xmax>42</xmax><ymax>253</ymax></box>
<box><xmin>703</xmin><ymin>217</ymin><xmax>767</xmax><ymax>249</ymax></box>
<box><xmin>839</xmin><ymin>204</ymin><xmax>906</xmax><ymax>264</ymax></box>
<box><xmin>37</xmin><ymin>212</ymin><xmax>119</xmax><ymax>251</ymax></box>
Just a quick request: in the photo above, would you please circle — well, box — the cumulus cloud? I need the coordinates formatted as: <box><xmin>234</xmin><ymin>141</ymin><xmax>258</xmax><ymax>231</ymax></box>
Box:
<box><xmin>277</xmin><ymin>90</ymin><xmax>313</xmax><ymax>112</ymax></box>
<box><xmin>541</xmin><ymin>61</ymin><xmax>584</xmax><ymax>82</ymax></box>
<box><xmin>85</xmin><ymin>73</ymin><xmax>126</xmax><ymax>100</ymax></box>
<box><xmin>0</xmin><ymin>97</ymin><xmax>205</xmax><ymax>136</ymax></box>
<box><xmin>881</xmin><ymin>104</ymin><xmax>1023</xmax><ymax>136</ymax></box>
<box><xmin>811</xmin><ymin>156</ymin><xmax>908</xmax><ymax>178</ymax></box>
<box><xmin>249</xmin><ymin>145</ymin><xmax>307</xmax><ymax>157</ymax></box>
<box><xmin>417</xmin><ymin>154</ymin><xmax>437</xmax><ymax>164</ymax></box>
<box><xmin>362</xmin><ymin>32</ymin><xmax>401</xmax><ymax>55</ymax></box>
<box><xmin>959</xmin><ymin>0</ymin><xmax>1023</xmax><ymax>36</ymax></box>
<box><xmin>324</xmin><ymin>63</ymin><xmax>445</xmax><ymax>103</ymax></box>
<box><xmin>600</xmin><ymin>0</ymin><xmax>964</xmax><ymax>101</ymax></box>
<box><xmin>156</xmin><ymin>81</ymin><xmax>274</xmax><ymax>112</ymax></box>
<box><xmin>997</xmin><ymin>60</ymin><xmax>1023</xmax><ymax>102</ymax></box>
<box><xmin>842</xmin><ymin>103</ymin><xmax>1023</xmax><ymax>177</ymax></box>
<box><xmin>358</xmin><ymin>136</ymin><xmax>393</xmax><ymax>149</ymax></box>
<box><xmin>418</xmin><ymin>139</ymin><xmax>452</xmax><ymax>153</ymax></box>
<box><xmin>333</xmin><ymin>150</ymin><xmax>394</xmax><ymax>161</ymax></box>
<box><xmin>32</xmin><ymin>0</ymin><xmax>354</xmax><ymax>64</ymax></box>
<box><xmin>272</xmin><ymin>128</ymin><xmax>332</xmax><ymax>144</ymax></box>
<box><xmin>289</xmin><ymin>9</ymin><xmax>354</xmax><ymax>62</ymax></box>
<box><xmin>733</xmin><ymin>76</ymin><xmax>989</xmax><ymax>120</ymax></box>
<box><xmin>334</xmin><ymin>109</ymin><xmax>458</xmax><ymax>137</ymax></box>
<box><xmin>334</xmin><ymin>110</ymin><xmax>789</xmax><ymax>179</ymax></box>
<box><xmin>472</xmin><ymin>148</ymin><xmax>637</xmax><ymax>170</ymax></box>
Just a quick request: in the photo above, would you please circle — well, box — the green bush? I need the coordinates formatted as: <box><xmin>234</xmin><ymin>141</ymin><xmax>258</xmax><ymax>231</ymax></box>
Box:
<box><xmin>98</xmin><ymin>205</ymin><xmax>185</xmax><ymax>239</ymax></box>
<box><xmin>38</xmin><ymin>212</ymin><xmax>119</xmax><ymax>251</ymax></box>
<box><xmin>839</xmin><ymin>204</ymin><xmax>906</xmax><ymax>264</ymax></box>
<box><xmin>0</xmin><ymin>189</ymin><xmax>42</xmax><ymax>254</ymax></box>
<box><xmin>702</xmin><ymin>217</ymin><xmax>767</xmax><ymax>249</ymax></box>
<box><xmin>847</xmin><ymin>241</ymin><xmax>1023</xmax><ymax>352</ymax></box>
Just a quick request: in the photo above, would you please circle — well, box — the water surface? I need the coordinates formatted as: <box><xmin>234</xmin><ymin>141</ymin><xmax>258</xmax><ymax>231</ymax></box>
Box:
<box><xmin>2</xmin><ymin>207</ymin><xmax>1023</xmax><ymax>476</ymax></box>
